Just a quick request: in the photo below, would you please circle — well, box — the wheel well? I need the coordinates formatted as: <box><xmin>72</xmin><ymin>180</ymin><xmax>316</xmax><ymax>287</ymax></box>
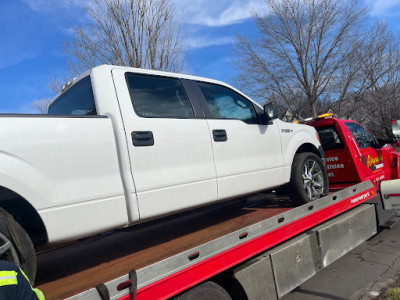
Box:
<box><xmin>0</xmin><ymin>186</ymin><xmax>48</xmax><ymax>246</ymax></box>
<box><xmin>295</xmin><ymin>143</ymin><xmax>321</xmax><ymax>158</ymax></box>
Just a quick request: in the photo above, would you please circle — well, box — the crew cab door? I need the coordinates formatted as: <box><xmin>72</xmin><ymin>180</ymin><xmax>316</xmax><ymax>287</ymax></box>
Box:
<box><xmin>111</xmin><ymin>70</ymin><xmax>217</xmax><ymax>220</ymax></box>
<box><xmin>193</xmin><ymin>81</ymin><xmax>285</xmax><ymax>200</ymax></box>
<box><xmin>316</xmin><ymin>124</ymin><xmax>361</xmax><ymax>185</ymax></box>
<box><xmin>345</xmin><ymin>122</ymin><xmax>389</xmax><ymax>186</ymax></box>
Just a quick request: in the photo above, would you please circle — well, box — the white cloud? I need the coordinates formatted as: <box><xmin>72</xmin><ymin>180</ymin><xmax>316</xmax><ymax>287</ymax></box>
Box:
<box><xmin>0</xmin><ymin>51</ymin><xmax>35</xmax><ymax>69</ymax></box>
<box><xmin>184</xmin><ymin>36</ymin><xmax>236</xmax><ymax>50</ymax></box>
<box><xmin>22</xmin><ymin>0</ymin><xmax>265</xmax><ymax>26</ymax></box>
<box><xmin>61</xmin><ymin>26</ymin><xmax>77</xmax><ymax>37</ymax></box>
<box><xmin>368</xmin><ymin>0</ymin><xmax>400</xmax><ymax>16</ymax></box>
<box><xmin>175</xmin><ymin>0</ymin><xmax>266</xmax><ymax>27</ymax></box>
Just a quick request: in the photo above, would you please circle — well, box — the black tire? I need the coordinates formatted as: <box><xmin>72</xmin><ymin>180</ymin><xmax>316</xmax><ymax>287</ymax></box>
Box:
<box><xmin>289</xmin><ymin>152</ymin><xmax>329</xmax><ymax>205</ymax></box>
<box><xmin>0</xmin><ymin>208</ymin><xmax>37</xmax><ymax>284</ymax></box>
<box><xmin>174</xmin><ymin>281</ymin><xmax>232</xmax><ymax>300</ymax></box>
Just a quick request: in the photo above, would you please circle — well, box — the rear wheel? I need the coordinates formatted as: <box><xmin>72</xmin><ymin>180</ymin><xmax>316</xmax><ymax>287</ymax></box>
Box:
<box><xmin>289</xmin><ymin>152</ymin><xmax>328</xmax><ymax>204</ymax></box>
<box><xmin>174</xmin><ymin>281</ymin><xmax>232</xmax><ymax>300</ymax></box>
<box><xmin>0</xmin><ymin>208</ymin><xmax>37</xmax><ymax>284</ymax></box>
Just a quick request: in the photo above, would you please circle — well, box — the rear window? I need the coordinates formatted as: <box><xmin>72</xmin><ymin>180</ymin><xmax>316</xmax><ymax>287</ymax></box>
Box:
<box><xmin>317</xmin><ymin>127</ymin><xmax>344</xmax><ymax>151</ymax></box>
<box><xmin>48</xmin><ymin>77</ymin><xmax>97</xmax><ymax>115</ymax></box>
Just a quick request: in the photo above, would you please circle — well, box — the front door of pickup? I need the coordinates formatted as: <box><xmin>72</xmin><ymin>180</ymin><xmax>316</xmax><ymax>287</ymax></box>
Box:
<box><xmin>194</xmin><ymin>81</ymin><xmax>285</xmax><ymax>200</ymax></box>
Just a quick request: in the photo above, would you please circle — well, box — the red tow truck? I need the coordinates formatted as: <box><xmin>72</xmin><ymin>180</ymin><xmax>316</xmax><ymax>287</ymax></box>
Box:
<box><xmin>301</xmin><ymin>114</ymin><xmax>400</xmax><ymax>191</ymax></box>
<box><xmin>32</xmin><ymin>117</ymin><xmax>400</xmax><ymax>300</ymax></box>
<box><xmin>37</xmin><ymin>182</ymin><xmax>380</xmax><ymax>300</ymax></box>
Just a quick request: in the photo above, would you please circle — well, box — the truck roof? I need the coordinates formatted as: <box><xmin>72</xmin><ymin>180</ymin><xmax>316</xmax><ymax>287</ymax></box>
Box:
<box><xmin>53</xmin><ymin>65</ymin><xmax>258</xmax><ymax>108</ymax></box>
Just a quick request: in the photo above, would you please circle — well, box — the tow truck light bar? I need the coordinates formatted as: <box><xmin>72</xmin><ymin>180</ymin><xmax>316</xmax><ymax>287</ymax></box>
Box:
<box><xmin>294</xmin><ymin>113</ymin><xmax>334</xmax><ymax>124</ymax></box>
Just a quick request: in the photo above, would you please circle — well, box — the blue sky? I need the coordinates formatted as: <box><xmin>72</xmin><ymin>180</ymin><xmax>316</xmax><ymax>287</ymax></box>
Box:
<box><xmin>1</xmin><ymin>0</ymin><xmax>400</xmax><ymax>113</ymax></box>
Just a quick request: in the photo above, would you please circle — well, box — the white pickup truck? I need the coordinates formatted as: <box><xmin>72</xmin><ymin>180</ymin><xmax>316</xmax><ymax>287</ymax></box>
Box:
<box><xmin>0</xmin><ymin>65</ymin><xmax>327</xmax><ymax>282</ymax></box>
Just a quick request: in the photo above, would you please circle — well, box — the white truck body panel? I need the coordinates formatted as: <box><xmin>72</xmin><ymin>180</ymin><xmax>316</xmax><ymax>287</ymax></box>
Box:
<box><xmin>275</xmin><ymin>120</ymin><xmax>321</xmax><ymax>182</ymax></box>
<box><xmin>0</xmin><ymin>117</ymin><xmax>128</xmax><ymax>242</ymax></box>
<box><xmin>206</xmin><ymin>119</ymin><xmax>285</xmax><ymax>199</ymax></box>
<box><xmin>90</xmin><ymin>68</ymin><xmax>141</xmax><ymax>223</ymax></box>
<box><xmin>112</xmin><ymin>69</ymin><xmax>218</xmax><ymax>220</ymax></box>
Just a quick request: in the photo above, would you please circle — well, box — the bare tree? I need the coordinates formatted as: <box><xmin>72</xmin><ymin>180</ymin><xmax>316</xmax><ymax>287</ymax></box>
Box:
<box><xmin>331</xmin><ymin>22</ymin><xmax>400</xmax><ymax>137</ymax></box>
<box><xmin>234</xmin><ymin>0</ymin><xmax>398</xmax><ymax>119</ymax></box>
<box><xmin>50</xmin><ymin>0</ymin><xmax>184</xmax><ymax>93</ymax></box>
<box><xmin>31</xmin><ymin>98</ymin><xmax>52</xmax><ymax>114</ymax></box>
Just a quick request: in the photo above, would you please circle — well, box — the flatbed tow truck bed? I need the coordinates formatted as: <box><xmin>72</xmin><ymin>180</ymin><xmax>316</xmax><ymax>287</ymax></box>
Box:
<box><xmin>35</xmin><ymin>181</ymin><xmax>378</xmax><ymax>300</ymax></box>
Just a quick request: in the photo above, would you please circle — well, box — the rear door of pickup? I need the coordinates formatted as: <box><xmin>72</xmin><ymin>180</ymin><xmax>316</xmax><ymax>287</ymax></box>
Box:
<box><xmin>192</xmin><ymin>81</ymin><xmax>285</xmax><ymax>200</ymax></box>
<box><xmin>112</xmin><ymin>70</ymin><xmax>217</xmax><ymax>220</ymax></box>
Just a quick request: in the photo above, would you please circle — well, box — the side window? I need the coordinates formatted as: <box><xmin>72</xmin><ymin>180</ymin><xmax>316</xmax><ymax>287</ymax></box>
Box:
<box><xmin>48</xmin><ymin>77</ymin><xmax>97</xmax><ymax>115</ymax></box>
<box><xmin>126</xmin><ymin>73</ymin><xmax>194</xmax><ymax>118</ymax></box>
<box><xmin>197</xmin><ymin>82</ymin><xmax>258</xmax><ymax>124</ymax></box>
<box><xmin>345</xmin><ymin>122</ymin><xmax>375</xmax><ymax>149</ymax></box>
<box><xmin>317</xmin><ymin>127</ymin><xmax>344</xmax><ymax>151</ymax></box>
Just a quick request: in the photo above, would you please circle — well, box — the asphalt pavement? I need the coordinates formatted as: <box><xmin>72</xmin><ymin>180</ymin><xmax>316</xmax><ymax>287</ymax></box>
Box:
<box><xmin>282</xmin><ymin>214</ymin><xmax>400</xmax><ymax>300</ymax></box>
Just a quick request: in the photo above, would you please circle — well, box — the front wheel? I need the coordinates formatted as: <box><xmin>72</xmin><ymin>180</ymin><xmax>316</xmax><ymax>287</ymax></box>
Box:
<box><xmin>289</xmin><ymin>152</ymin><xmax>328</xmax><ymax>204</ymax></box>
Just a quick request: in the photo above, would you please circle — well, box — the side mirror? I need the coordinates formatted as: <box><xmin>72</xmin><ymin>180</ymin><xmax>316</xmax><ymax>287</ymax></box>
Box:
<box><xmin>262</xmin><ymin>102</ymin><xmax>279</xmax><ymax>123</ymax></box>
<box><xmin>393</xmin><ymin>120</ymin><xmax>400</xmax><ymax>141</ymax></box>
<box><xmin>375</xmin><ymin>137</ymin><xmax>395</xmax><ymax>148</ymax></box>
<box><xmin>380</xmin><ymin>179</ymin><xmax>400</xmax><ymax>210</ymax></box>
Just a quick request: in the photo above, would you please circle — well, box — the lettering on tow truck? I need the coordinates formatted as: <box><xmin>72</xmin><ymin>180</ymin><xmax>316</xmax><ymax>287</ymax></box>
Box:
<box><xmin>350</xmin><ymin>191</ymin><xmax>371</xmax><ymax>204</ymax></box>
<box><xmin>374</xmin><ymin>174</ymin><xmax>385</xmax><ymax>183</ymax></box>
<box><xmin>326</xmin><ymin>157</ymin><xmax>339</xmax><ymax>162</ymax></box>
<box><xmin>325</xmin><ymin>157</ymin><xmax>344</xmax><ymax>175</ymax></box>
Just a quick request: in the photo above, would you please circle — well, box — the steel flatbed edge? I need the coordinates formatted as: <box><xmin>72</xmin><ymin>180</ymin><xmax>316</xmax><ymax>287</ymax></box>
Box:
<box><xmin>65</xmin><ymin>181</ymin><xmax>376</xmax><ymax>300</ymax></box>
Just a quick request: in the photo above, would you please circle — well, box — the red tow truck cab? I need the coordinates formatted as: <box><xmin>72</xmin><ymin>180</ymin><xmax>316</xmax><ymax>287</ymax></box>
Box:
<box><xmin>304</xmin><ymin>115</ymin><xmax>400</xmax><ymax>191</ymax></box>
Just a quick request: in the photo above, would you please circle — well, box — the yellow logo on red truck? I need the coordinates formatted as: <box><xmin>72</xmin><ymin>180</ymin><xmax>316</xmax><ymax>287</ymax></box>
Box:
<box><xmin>367</xmin><ymin>154</ymin><xmax>384</xmax><ymax>171</ymax></box>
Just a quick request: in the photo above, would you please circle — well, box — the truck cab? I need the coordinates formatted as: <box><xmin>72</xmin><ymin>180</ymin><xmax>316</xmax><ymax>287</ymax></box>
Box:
<box><xmin>305</xmin><ymin>115</ymin><xmax>400</xmax><ymax>191</ymax></box>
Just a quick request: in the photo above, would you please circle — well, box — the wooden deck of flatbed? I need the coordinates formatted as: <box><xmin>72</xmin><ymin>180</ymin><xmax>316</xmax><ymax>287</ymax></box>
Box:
<box><xmin>35</xmin><ymin>193</ymin><xmax>295</xmax><ymax>299</ymax></box>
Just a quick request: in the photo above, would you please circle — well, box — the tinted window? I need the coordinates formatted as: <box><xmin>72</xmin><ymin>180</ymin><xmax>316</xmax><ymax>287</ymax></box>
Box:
<box><xmin>317</xmin><ymin>127</ymin><xmax>344</xmax><ymax>151</ymax></box>
<box><xmin>393</xmin><ymin>121</ymin><xmax>400</xmax><ymax>139</ymax></box>
<box><xmin>197</xmin><ymin>82</ymin><xmax>258</xmax><ymax>124</ymax></box>
<box><xmin>345</xmin><ymin>122</ymin><xmax>375</xmax><ymax>149</ymax></box>
<box><xmin>48</xmin><ymin>77</ymin><xmax>97</xmax><ymax>115</ymax></box>
<box><xmin>126</xmin><ymin>74</ymin><xmax>194</xmax><ymax>118</ymax></box>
